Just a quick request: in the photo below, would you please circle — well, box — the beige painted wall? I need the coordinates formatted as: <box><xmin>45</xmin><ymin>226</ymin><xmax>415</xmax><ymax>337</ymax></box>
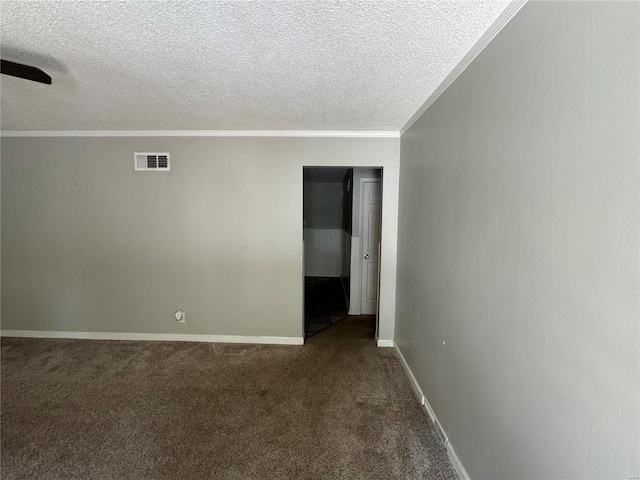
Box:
<box><xmin>1</xmin><ymin>136</ymin><xmax>399</xmax><ymax>340</ymax></box>
<box><xmin>396</xmin><ymin>2</ymin><xmax>639</xmax><ymax>479</ymax></box>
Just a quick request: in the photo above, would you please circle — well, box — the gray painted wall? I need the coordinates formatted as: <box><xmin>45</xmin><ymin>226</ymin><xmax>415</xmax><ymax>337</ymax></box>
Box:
<box><xmin>2</xmin><ymin>136</ymin><xmax>400</xmax><ymax>339</ymax></box>
<box><xmin>395</xmin><ymin>2</ymin><xmax>639</xmax><ymax>479</ymax></box>
<box><xmin>303</xmin><ymin>182</ymin><xmax>343</xmax><ymax>228</ymax></box>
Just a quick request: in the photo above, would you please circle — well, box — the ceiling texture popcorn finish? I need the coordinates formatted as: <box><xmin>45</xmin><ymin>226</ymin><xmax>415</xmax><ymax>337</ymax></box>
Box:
<box><xmin>1</xmin><ymin>0</ymin><xmax>511</xmax><ymax>132</ymax></box>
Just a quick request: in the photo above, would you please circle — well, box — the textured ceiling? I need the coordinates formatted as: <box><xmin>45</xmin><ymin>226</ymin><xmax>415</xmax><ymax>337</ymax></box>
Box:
<box><xmin>1</xmin><ymin>0</ymin><xmax>511</xmax><ymax>132</ymax></box>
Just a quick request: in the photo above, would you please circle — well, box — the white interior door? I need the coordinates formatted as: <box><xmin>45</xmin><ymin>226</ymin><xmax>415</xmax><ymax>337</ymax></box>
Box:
<box><xmin>360</xmin><ymin>181</ymin><xmax>381</xmax><ymax>315</ymax></box>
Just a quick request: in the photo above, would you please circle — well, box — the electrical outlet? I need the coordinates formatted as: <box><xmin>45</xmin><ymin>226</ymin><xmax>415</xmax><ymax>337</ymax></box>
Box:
<box><xmin>175</xmin><ymin>310</ymin><xmax>185</xmax><ymax>323</ymax></box>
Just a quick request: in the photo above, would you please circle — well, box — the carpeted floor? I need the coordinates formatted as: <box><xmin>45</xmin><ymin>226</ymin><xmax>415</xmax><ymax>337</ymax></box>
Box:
<box><xmin>1</xmin><ymin>316</ymin><xmax>458</xmax><ymax>479</ymax></box>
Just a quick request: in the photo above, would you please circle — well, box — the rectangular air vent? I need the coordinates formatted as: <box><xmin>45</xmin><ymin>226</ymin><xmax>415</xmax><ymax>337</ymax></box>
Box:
<box><xmin>134</xmin><ymin>152</ymin><xmax>170</xmax><ymax>171</ymax></box>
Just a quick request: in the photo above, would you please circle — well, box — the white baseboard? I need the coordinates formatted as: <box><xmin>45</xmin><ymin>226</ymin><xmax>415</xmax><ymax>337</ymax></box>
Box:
<box><xmin>0</xmin><ymin>330</ymin><xmax>305</xmax><ymax>345</ymax></box>
<box><xmin>376</xmin><ymin>339</ymin><xmax>394</xmax><ymax>347</ymax></box>
<box><xmin>393</xmin><ymin>341</ymin><xmax>471</xmax><ymax>480</ymax></box>
<box><xmin>446</xmin><ymin>441</ymin><xmax>471</xmax><ymax>480</ymax></box>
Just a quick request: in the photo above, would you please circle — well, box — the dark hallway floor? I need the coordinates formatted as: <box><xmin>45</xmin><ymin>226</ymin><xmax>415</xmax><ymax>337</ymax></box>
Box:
<box><xmin>304</xmin><ymin>276</ymin><xmax>348</xmax><ymax>338</ymax></box>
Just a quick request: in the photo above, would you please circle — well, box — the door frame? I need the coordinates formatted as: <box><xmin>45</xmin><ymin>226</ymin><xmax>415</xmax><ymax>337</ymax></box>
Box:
<box><xmin>301</xmin><ymin>164</ymin><xmax>396</xmax><ymax>347</ymax></box>
<box><xmin>359</xmin><ymin>178</ymin><xmax>382</xmax><ymax>337</ymax></box>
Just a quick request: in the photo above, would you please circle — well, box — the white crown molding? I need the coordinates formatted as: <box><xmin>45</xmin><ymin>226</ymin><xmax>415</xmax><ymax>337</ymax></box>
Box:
<box><xmin>0</xmin><ymin>130</ymin><xmax>400</xmax><ymax>138</ymax></box>
<box><xmin>1</xmin><ymin>329</ymin><xmax>305</xmax><ymax>345</ymax></box>
<box><xmin>400</xmin><ymin>0</ymin><xmax>527</xmax><ymax>136</ymax></box>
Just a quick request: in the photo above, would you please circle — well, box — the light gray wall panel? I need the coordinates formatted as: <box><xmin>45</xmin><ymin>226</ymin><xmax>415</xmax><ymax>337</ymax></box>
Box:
<box><xmin>1</xmin><ymin>136</ymin><xmax>399</xmax><ymax>339</ymax></box>
<box><xmin>395</xmin><ymin>2</ymin><xmax>639</xmax><ymax>479</ymax></box>
<box><xmin>303</xmin><ymin>182</ymin><xmax>343</xmax><ymax>228</ymax></box>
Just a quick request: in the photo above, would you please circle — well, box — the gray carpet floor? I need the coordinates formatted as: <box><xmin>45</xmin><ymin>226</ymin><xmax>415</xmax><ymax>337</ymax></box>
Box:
<box><xmin>1</xmin><ymin>316</ymin><xmax>458</xmax><ymax>479</ymax></box>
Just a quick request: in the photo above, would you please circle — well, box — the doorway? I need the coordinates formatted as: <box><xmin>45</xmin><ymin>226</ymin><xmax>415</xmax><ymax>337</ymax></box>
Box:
<box><xmin>303</xmin><ymin>167</ymin><xmax>382</xmax><ymax>339</ymax></box>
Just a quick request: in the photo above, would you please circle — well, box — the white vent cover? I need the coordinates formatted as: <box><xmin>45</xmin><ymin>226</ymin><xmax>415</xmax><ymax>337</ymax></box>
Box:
<box><xmin>134</xmin><ymin>152</ymin><xmax>170</xmax><ymax>171</ymax></box>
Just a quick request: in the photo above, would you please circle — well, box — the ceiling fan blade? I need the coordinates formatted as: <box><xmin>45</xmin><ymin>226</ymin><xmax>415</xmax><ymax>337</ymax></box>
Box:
<box><xmin>1</xmin><ymin>59</ymin><xmax>52</xmax><ymax>84</ymax></box>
